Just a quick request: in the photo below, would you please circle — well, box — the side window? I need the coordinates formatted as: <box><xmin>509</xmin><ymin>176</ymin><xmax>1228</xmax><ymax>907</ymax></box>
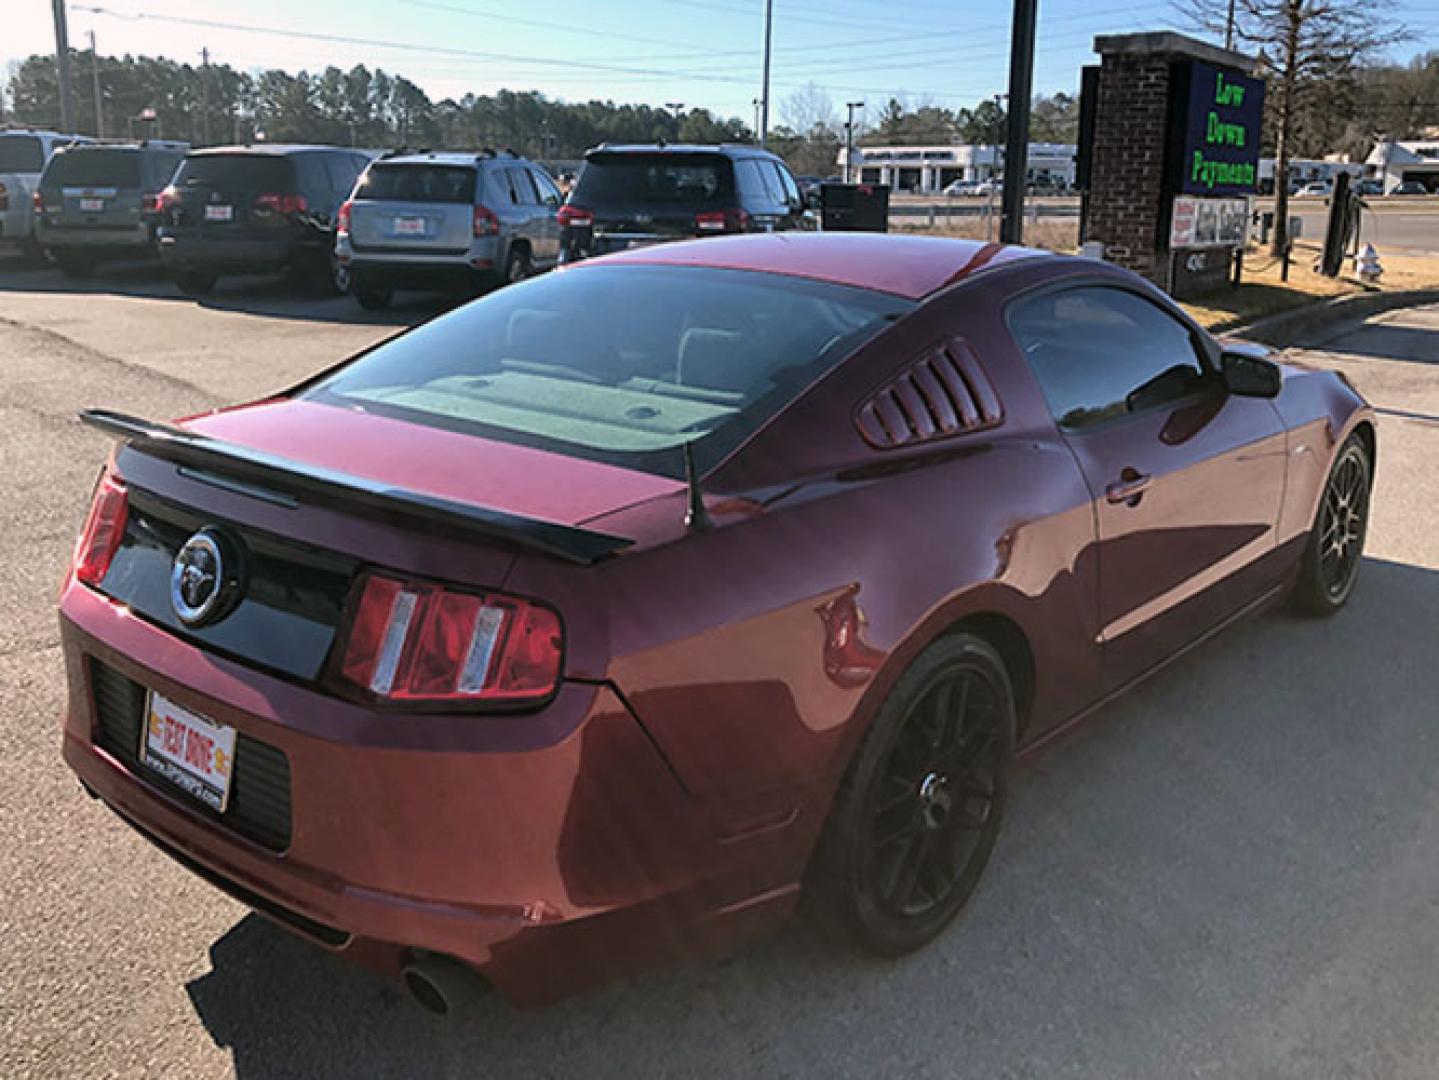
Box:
<box><xmin>508</xmin><ymin>167</ymin><xmax>539</xmax><ymax>206</ymax></box>
<box><xmin>531</xmin><ymin>168</ymin><xmax>562</xmax><ymax>208</ymax></box>
<box><xmin>1008</xmin><ymin>285</ymin><xmax>1209</xmax><ymax>430</ymax></box>
<box><xmin>734</xmin><ymin>160</ymin><xmax>769</xmax><ymax>205</ymax></box>
<box><xmin>770</xmin><ymin>162</ymin><xmax>803</xmax><ymax>209</ymax></box>
<box><xmin>482</xmin><ymin>167</ymin><xmax>512</xmax><ymax>206</ymax></box>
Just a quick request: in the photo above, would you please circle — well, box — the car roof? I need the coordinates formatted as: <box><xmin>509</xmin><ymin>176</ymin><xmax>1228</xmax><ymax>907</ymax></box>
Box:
<box><xmin>586</xmin><ymin>143</ymin><xmax>779</xmax><ymax>160</ymax></box>
<box><xmin>581</xmin><ymin>233</ymin><xmax>1053</xmax><ymax>300</ymax></box>
<box><xmin>187</xmin><ymin>144</ymin><xmax>355</xmax><ymax>157</ymax></box>
<box><xmin>372</xmin><ymin>151</ymin><xmax>528</xmax><ymax>168</ymax></box>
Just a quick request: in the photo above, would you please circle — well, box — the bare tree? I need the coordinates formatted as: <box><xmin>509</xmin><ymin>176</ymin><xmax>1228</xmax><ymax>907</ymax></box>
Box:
<box><xmin>1179</xmin><ymin>0</ymin><xmax>1406</xmax><ymax>254</ymax></box>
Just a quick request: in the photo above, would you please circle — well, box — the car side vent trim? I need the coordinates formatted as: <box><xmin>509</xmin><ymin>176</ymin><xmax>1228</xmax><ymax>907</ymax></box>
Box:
<box><xmin>856</xmin><ymin>338</ymin><xmax>1003</xmax><ymax>449</ymax></box>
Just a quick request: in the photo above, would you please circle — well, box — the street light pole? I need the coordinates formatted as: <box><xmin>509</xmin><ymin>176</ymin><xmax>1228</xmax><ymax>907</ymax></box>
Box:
<box><xmin>52</xmin><ymin>0</ymin><xmax>77</xmax><ymax>133</ymax></box>
<box><xmin>759</xmin><ymin>0</ymin><xmax>773</xmax><ymax>148</ymax></box>
<box><xmin>1000</xmin><ymin>0</ymin><xmax>1038</xmax><ymax>244</ymax></box>
<box><xmin>88</xmin><ymin>31</ymin><xmax>104</xmax><ymax>138</ymax></box>
<box><xmin>752</xmin><ymin>98</ymin><xmax>762</xmax><ymax>144</ymax></box>
<box><xmin>845</xmin><ymin>101</ymin><xmax>864</xmax><ymax>183</ymax></box>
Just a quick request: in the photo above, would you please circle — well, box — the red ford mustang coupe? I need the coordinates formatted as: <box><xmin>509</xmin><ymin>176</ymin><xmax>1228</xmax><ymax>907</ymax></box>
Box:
<box><xmin>59</xmin><ymin>234</ymin><xmax>1374</xmax><ymax>1012</ymax></box>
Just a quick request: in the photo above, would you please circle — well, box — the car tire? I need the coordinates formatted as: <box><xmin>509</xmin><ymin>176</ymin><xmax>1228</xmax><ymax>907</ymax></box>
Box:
<box><xmin>55</xmin><ymin>251</ymin><xmax>95</xmax><ymax>278</ymax></box>
<box><xmin>807</xmin><ymin>631</ymin><xmax>1015</xmax><ymax>957</ymax></box>
<box><xmin>503</xmin><ymin>244</ymin><xmax>534</xmax><ymax>286</ymax></box>
<box><xmin>19</xmin><ymin>235</ymin><xmax>45</xmax><ymax>265</ymax></box>
<box><xmin>173</xmin><ymin>269</ymin><xmax>219</xmax><ymax>296</ymax></box>
<box><xmin>353</xmin><ymin>276</ymin><xmax>394</xmax><ymax>311</ymax></box>
<box><xmin>1291</xmin><ymin>432</ymin><xmax>1372</xmax><ymax>616</ymax></box>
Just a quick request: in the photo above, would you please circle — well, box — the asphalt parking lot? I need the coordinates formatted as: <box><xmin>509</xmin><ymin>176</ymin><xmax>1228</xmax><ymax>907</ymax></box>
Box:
<box><xmin>3</xmin><ymin>253</ymin><xmax>1438</xmax><ymax>1078</ymax></box>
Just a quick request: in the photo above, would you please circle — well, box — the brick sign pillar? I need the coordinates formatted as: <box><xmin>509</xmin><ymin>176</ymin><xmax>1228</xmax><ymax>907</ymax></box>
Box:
<box><xmin>1080</xmin><ymin>32</ymin><xmax>1262</xmax><ymax>292</ymax></box>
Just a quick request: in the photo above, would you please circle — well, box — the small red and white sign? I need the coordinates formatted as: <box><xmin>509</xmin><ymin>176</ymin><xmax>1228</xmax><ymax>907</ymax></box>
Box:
<box><xmin>204</xmin><ymin>204</ymin><xmax>233</xmax><ymax>222</ymax></box>
<box><xmin>141</xmin><ymin>692</ymin><xmax>237</xmax><ymax>812</ymax></box>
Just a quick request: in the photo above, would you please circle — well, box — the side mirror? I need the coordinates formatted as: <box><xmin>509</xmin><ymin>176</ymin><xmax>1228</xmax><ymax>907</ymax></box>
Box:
<box><xmin>1221</xmin><ymin>349</ymin><xmax>1282</xmax><ymax>398</ymax></box>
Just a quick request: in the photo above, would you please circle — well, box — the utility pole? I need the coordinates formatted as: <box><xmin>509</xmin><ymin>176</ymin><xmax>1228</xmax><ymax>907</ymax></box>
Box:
<box><xmin>752</xmin><ymin>98</ymin><xmax>762</xmax><ymax>144</ymax></box>
<box><xmin>759</xmin><ymin>0</ymin><xmax>773</xmax><ymax>148</ymax></box>
<box><xmin>1224</xmin><ymin>0</ymin><xmax>1237</xmax><ymax>50</ymax></box>
<box><xmin>88</xmin><ymin>30</ymin><xmax>103</xmax><ymax>138</ymax></box>
<box><xmin>200</xmin><ymin>47</ymin><xmax>211</xmax><ymax>146</ymax></box>
<box><xmin>844</xmin><ymin>101</ymin><xmax>864</xmax><ymax>183</ymax></box>
<box><xmin>1000</xmin><ymin>0</ymin><xmax>1038</xmax><ymax>244</ymax></box>
<box><xmin>52</xmin><ymin>0</ymin><xmax>77</xmax><ymax>133</ymax></box>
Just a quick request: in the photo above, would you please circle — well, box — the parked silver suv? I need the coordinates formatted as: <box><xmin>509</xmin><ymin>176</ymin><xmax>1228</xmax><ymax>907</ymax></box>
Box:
<box><xmin>336</xmin><ymin>149</ymin><xmax>562</xmax><ymax>310</ymax></box>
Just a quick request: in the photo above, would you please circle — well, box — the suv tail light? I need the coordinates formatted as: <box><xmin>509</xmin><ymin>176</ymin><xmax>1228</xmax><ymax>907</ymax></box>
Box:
<box><xmin>694</xmin><ymin>208</ymin><xmax>750</xmax><ymax>234</ymax></box>
<box><xmin>335</xmin><ymin>572</ymin><xmax>562</xmax><ymax>705</ymax></box>
<box><xmin>337</xmin><ymin>200</ymin><xmax>353</xmax><ymax>235</ymax></box>
<box><xmin>73</xmin><ymin>472</ymin><xmax>128</xmax><ymax>588</ymax></box>
<box><xmin>556</xmin><ymin>204</ymin><xmax>593</xmax><ymax>229</ymax></box>
<box><xmin>253</xmin><ymin>192</ymin><xmax>308</xmax><ymax>215</ymax></box>
<box><xmin>0</xmin><ymin>182</ymin><xmax>8</xmax><ymax>212</ymax></box>
<box><xmin>32</xmin><ymin>189</ymin><xmax>45</xmax><ymax>214</ymax></box>
<box><xmin>473</xmin><ymin>205</ymin><xmax>500</xmax><ymax>237</ymax></box>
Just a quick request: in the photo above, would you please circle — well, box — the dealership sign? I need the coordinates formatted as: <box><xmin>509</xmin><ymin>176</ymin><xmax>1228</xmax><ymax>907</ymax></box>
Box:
<box><xmin>1170</xmin><ymin>60</ymin><xmax>1265</xmax><ymax>197</ymax></box>
<box><xmin>1170</xmin><ymin>196</ymin><xmax>1250</xmax><ymax>248</ymax></box>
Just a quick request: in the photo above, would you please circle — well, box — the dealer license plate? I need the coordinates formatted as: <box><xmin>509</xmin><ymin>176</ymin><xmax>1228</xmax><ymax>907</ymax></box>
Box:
<box><xmin>80</xmin><ymin>197</ymin><xmax>105</xmax><ymax>212</ymax></box>
<box><xmin>204</xmin><ymin>204</ymin><xmax>233</xmax><ymax>222</ymax></box>
<box><xmin>141</xmin><ymin>691</ymin><xmax>237</xmax><ymax>812</ymax></box>
<box><xmin>392</xmin><ymin>216</ymin><xmax>427</xmax><ymax>236</ymax></box>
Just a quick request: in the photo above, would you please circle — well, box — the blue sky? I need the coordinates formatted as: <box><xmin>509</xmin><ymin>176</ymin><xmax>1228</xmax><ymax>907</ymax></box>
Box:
<box><xmin>8</xmin><ymin>0</ymin><xmax>1439</xmax><ymax>128</ymax></box>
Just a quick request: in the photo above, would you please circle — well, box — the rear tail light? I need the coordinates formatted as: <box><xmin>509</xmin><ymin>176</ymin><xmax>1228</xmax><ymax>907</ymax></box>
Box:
<box><xmin>694</xmin><ymin>208</ymin><xmax>750</xmax><ymax>234</ymax></box>
<box><xmin>253</xmin><ymin>192</ymin><xmax>308</xmax><ymax>215</ymax></box>
<box><xmin>73</xmin><ymin>472</ymin><xmax>128</xmax><ymax>588</ymax></box>
<box><xmin>0</xmin><ymin>182</ymin><xmax>8</xmax><ymax>211</ymax></box>
<box><xmin>556</xmin><ymin>204</ymin><xmax>593</xmax><ymax>229</ymax></box>
<box><xmin>337</xmin><ymin>200</ymin><xmax>353</xmax><ymax>235</ymax></box>
<box><xmin>142</xmin><ymin>188</ymin><xmax>177</xmax><ymax>214</ymax></box>
<box><xmin>32</xmin><ymin>190</ymin><xmax>45</xmax><ymax>213</ymax></box>
<box><xmin>335</xmin><ymin>572</ymin><xmax>562</xmax><ymax>705</ymax></box>
<box><xmin>473</xmin><ymin>205</ymin><xmax>500</xmax><ymax>237</ymax></box>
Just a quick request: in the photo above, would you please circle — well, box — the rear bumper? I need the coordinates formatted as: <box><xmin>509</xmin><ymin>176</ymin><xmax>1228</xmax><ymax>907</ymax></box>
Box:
<box><xmin>339</xmin><ymin>235</ymin><xmax>501</xmax><ymax>280</ymax></box>
<box><xmin>58</xmin><ymin>580</ymin><xmax>799</xmax><ymax>1005</ymax></box>
<box><xmin>39</xmin><ymin>221</ymin><xmax>154</xmax><ymax>250</ymax></box>
<box><xmin>157</xmin><ymin>232</ymin><xmax>299</xmax><ymax>273</ymax></box>
<box><xmin>1</xmin><ymin>206</ymin><xmax>35</xmax><ymax>242</ymax></box>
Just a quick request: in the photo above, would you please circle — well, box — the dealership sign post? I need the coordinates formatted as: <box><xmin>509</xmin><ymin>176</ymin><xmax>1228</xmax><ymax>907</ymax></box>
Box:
<box><xmin>1077</xmin><ymin>32</ymin><xmax>1263</xmax><ymax>298</ymax></box>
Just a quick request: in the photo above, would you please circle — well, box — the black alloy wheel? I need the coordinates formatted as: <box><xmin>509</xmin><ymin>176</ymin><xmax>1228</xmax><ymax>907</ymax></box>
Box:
<box><xmin>810</xmin><ymin>633</ymin><xmax>1015</xmax><ymax>956</ymax></box>
<box><xmin>1293</xmin><ymin>434</ymin><xmax>1371</xmax><ymax>614</ymax></box>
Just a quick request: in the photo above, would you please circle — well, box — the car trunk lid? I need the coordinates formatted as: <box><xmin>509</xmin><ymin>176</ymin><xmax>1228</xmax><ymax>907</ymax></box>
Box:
<box><xmin>348</xmin><ymin>163</ymin><xmax>477</xmax><ymax>253</ymax></box>
<box><xmin>167</xmin><ymin>154</ymin><xmax>298</xmax><ymax>236</ymax></box>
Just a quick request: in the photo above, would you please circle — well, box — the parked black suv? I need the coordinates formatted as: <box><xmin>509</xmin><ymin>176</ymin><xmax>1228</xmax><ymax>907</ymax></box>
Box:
<box><xmin>558</xmin><ymin>144</ymin><xmax>811</xmax><ymax>262</ymax></box>
<box><xmin>157</xmin><ymin>144</ymin><xmax>373</xmax><ymax>295</ymax></box>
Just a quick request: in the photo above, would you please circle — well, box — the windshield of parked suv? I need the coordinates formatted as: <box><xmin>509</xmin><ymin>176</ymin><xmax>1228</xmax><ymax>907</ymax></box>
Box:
<box><xmin>173</xmin><ymin>154</ymin><xmax>295</xmax><ymax>190</ymax></box>
<box><xmin>45</xmin><ymin>149</ymin><xmax>142</xmax><ymax>187</ymax></box>
<box><xmin>573</xmin><ymin>153</ymin><xmax>735</xmax><ymax>206</ymax></box>
<box><xmin>358</xmin><ymin>163</ymin><xmax>477</xmax><ymax>203</ymax></box>
<box><xmin>304</xmin><ymin>265</ymin><xmax>911</xmax><ymax>477</ymax></box>
<box><xmin>0</xmin><ymin>136</ymin><xmax>46</xmax><ymax>173</ymax></box>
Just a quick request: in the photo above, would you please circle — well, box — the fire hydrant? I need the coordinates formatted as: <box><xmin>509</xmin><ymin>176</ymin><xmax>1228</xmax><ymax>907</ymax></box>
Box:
<box><xmin>1354</xmin><ymin>243</ymin><xmax>1383</xmax><ymax>283</ymax></box>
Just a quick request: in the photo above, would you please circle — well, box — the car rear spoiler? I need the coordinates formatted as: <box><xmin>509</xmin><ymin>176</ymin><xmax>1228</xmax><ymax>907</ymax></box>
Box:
<box><xmin>79</xmin><ymin>409</ymin><xmax>633</xmax><ymax>566</ymax></box>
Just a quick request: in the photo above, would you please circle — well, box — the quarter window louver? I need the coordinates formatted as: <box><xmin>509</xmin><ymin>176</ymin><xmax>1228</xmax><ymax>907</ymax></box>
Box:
<box><xmin>856</xmin><ymin>338</ymin><xmax>1003</xmax><ymax>449</ymax></box>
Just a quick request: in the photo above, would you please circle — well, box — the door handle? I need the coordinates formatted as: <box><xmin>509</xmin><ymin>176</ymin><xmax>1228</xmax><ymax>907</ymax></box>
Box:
<box><xmin>1105</xmin><ymin>469</ymin><xmax>1153</xmax><ymax>506</ymax></box>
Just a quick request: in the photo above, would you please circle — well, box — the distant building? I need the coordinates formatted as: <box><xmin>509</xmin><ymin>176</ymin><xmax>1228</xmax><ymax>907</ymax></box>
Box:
<box><xmin>1257</xmin><ymin>157</ymin><xmax>1362</xmax><ymax>194</ymax></box>
<box><xmin>837</xmin><ymin>143</ymin><xmax>1077</xmax><ymax>193</ymax></box>
<box><xmin>1366</xmin><ymin>140</ymin><xmax>1439</xmax><ymax>194</ymax></box>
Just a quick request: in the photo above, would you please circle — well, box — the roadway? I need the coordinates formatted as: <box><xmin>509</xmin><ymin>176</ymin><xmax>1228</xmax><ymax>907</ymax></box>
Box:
<box><xmin>2</xmin><ymin>255</ymin><xmax>1438</xmax><ymax>1078</ymax></box>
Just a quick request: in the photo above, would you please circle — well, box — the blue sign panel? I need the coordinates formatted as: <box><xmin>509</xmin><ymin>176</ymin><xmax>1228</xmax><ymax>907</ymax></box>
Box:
<box><xmin>1173</xmin><ymin>60</ymin><xmax>1265</xmax><ymax>197</ymax></box>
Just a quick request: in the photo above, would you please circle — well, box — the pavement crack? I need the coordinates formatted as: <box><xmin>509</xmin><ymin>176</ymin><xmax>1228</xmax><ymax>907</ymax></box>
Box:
<box><xmin>0</xmin><ymin>315</ymin><xmax>211</xmax><ymax>399</ymax></box>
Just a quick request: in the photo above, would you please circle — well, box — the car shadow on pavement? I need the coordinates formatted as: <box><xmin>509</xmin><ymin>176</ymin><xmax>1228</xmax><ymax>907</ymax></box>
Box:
<box><xmin>184</xmin><ymin>555</ymin><xmax>1439</xmax><ymax>1078</ymax></box>
<box><xmin>0</xmin><ymin>253</ymin><xmax>436</xmax><ymax>329</ymax></box>
<box><xmin>1318</xmin><ymin>324</ymin><xmax>1439</xmax><ymax>366</ymax></box>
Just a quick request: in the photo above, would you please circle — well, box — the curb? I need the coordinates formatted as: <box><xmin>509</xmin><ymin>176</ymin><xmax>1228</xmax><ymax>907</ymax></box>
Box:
<box><xmin>1222</xmin><ymin>288</ymin><xmax>1439</xmax><ymax>349</ymax></box>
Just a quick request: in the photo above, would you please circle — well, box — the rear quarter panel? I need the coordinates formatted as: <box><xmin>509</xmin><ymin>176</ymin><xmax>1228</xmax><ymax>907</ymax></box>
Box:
<box><xmin>519</xmin><ymin>260</ymin><xmax>1105</xmax><ymax>838</ymax></box>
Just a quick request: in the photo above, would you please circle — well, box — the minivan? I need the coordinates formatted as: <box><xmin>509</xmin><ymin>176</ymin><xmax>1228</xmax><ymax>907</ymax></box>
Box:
<box><xmin>35</xmin><ymin>141</ymin><xmax>188</xmax><ymax>276</ymax></box>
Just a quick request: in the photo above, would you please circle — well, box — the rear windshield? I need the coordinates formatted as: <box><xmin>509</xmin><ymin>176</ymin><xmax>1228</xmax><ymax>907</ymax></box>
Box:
<box><xmin>358</xmin><ymin>163</ymin><xmax>476</xmax><ymax>203</ymax></box>
<box><xmin>573</xmin><ymin>153</ymin><xmax>735</xmax><ymax>206</ymax></box>
<box><xmin>303</xmin><ymin>265</ymin><xmax>911</xmax><ymax>478</ymax></box>
<box><xmin>173</xmin><ymin>154</ymin><xmax>295</xmax><ymax>190</ymax></box>
<box><xmin>45</xmin><ymin>149</ymin><xmax>141</xmax><ymax>187</ymax></box>
<box><xmin>0</xmin><ymin>135</ymin><xmax>45</xmax><ymax>173</ymax></box>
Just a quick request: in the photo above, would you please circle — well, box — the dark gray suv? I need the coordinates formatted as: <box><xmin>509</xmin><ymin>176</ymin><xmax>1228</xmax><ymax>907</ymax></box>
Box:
<box><xmin>34</xmin><ymin>141</ymin><xmax>188</xmax><ymax>276</ymax></box>
<box><xmin>336</xmin><ymin>150</ymin><xmax>563</xmax><ymax>310</ymax></box>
